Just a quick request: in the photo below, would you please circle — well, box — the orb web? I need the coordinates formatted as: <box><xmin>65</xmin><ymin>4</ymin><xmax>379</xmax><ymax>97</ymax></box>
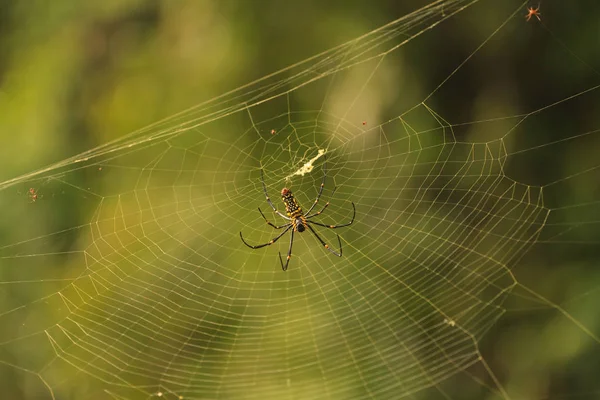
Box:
<box><xmin>1</xmin><ymin>1</ymin><xmax>599</xmax><ymax>399</ymax></box>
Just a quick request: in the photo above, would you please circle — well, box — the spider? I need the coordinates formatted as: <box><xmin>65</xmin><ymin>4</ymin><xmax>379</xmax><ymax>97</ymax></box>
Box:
<box><xmin>28</xmin><ymin>188</ymin><xmax>39</xmax><ymax>202</ymax></box>
<box><xmin>525</xmin><ymin>5</ymin><xmax>541</xmax><ymax>21</ymax></box>
<box><xmin>240</xmin><ymin>159</ymin><xmax>355</xmax><ymax>271</ymax></box>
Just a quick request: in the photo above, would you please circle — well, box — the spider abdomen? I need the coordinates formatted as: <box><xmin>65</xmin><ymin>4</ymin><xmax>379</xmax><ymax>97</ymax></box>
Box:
<box><xmin>281</xmin><ymin>188</ymin><xmax>303</xmax><ymax>218</ymax></box>
<box><xmin>281</xmin><ymin>188</ymin><xmax>308</xmax><ymax>232</ymax></box>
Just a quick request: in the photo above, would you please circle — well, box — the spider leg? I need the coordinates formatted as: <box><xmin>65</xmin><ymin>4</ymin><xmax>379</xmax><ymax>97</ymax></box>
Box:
<box><xmin>278</xmin><ymin>228</ymin><xmax>295</xmax><ymax>271</ymax></box>
<box><xmin>305</xmin><ymin>224</ymin><xmax>342</xmax><ymax>257</ymax></box>
<box><xmin>306</xmin><ymin>186</ymin><xmax>336</xmax><ymax>218</ymax></box>
<box><xmin>304</xmin><ymin>157</ymin><xmax>327</xmax><ymax>215</ymax></box>
<box><xmin>261</xmin><ymin>169</ymin><xmax>289</xmax><ymax>221</ymax></box>
<box><xmin>240</xmin><ymin>225</ymin><xmax>292</xmax><ymax>249</ymax></box>
<box><xmin>258</xmin><ymin>207</ymin><xmax>289</xmax><ymax>229</ymax></box>
<box><xmin>307</xmin><ymin>202</ymin><xmax>355</xmax><ymax>228</ymax></box>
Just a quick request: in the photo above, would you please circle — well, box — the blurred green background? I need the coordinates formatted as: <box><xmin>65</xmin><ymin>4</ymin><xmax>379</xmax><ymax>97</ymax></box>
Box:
<box><xmin>1</xmin><ymin>1</ymin><xmax>600</xmax><ymax>399</ymax></box>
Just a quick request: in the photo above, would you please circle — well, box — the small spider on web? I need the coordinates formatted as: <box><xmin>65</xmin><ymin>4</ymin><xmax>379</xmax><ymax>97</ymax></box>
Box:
<box><xmin>27</xmin><ymin>188</ymin><xmax>41</xmax><ymax>202</ymax></box>
<box><xmin>525</xmin><ymin>4</ymin><xmax>541</xmax><ymax>22</ymax></box>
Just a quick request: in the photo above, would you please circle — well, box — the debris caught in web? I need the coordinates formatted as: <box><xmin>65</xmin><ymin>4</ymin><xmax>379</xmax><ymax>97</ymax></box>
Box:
<box><xmin>286</xmin><ymin>149</ymin><xmax>326</xmax><ymax>179</ymax></box>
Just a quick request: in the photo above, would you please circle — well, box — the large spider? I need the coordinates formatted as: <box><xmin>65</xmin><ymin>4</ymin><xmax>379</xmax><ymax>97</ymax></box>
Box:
<box><xmin>240</xmin><ymin>160</ymin><xmax>355</xmax><ymax>271</ymax></box>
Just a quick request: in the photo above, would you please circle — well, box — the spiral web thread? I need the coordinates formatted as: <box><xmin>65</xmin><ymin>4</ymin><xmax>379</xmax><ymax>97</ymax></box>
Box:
<box><xmin>1</xmin><ymin>1</ymin><xmax>600</xmax><ymax>399</ymax></box>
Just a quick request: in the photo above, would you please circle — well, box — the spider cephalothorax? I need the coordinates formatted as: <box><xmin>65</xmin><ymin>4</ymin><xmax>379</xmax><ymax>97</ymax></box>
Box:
<box><xmin>240</xmin><ymin>158</ymin><xmax>355</xmax><ymax>271</ymax></box>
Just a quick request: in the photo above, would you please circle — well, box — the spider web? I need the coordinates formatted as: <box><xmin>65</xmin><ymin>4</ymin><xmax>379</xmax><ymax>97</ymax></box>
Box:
<box><xmin>1</xmin><ymin>0</ymin><xmax>600</xmax><ymax>399</ymax></box>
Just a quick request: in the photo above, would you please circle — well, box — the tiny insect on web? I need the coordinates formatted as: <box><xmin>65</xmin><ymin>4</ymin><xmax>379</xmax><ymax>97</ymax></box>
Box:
<box><xmin>239</xmin><ymin>157</ymin><xmax>356</xmax><ymax>271</ymax></box>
